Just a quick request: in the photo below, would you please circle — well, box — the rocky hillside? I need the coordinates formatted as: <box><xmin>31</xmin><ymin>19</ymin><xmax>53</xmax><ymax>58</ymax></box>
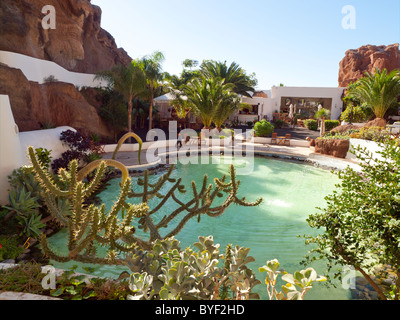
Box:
<box><xmin>0</xmin><ymin>0</ymin><xmax>131</xmax><ymax>138</ymax></box>
<box><xmin>339</xmin><ymin>43</ymin><xmax>400</xmax><ymax>87</ymax></box>
<box><xmin>0</xmin><ymin>0</ymin><xmax>131</xmax><ymax>73</ymax></box>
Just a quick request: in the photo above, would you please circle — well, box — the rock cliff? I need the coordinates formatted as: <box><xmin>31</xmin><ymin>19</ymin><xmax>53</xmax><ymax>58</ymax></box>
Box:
<box><xmin>0</xmin><ymin>0</ymin><xmax>131</xmax><ymax>73</ymax></box>
<box><xmin>0</xmin><ymin>0</ymin><xmax>132</xmax><ymax>139</ymax></box>
<box><xmin>338</xmin><ymin>43</ymin><xmax>400</xmax><ymax>87</ymax></box>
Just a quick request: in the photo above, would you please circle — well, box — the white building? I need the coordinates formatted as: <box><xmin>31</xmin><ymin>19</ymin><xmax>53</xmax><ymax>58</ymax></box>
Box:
<box><xmin>230</xmin><ymin>86</ymin><xmax>345</xmax><ymax>124</ymax></box>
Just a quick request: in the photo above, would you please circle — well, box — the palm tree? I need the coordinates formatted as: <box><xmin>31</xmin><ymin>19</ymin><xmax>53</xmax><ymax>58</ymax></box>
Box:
<box><xmin>139</xmin><ymin>51</ymin><xmax>165</xmax><ymax>130</ymax></box>
<box><xmin>182</xmin><ymin>77</ymin><xmax>240</xmax><ymax>130</ymax></box>
<box><xmin>95</xmin><ymin>61</ymin><xmax>146</xmax><ymax>138</ymax></box>
<box><xmin>351</xmin><ymin>68</ymin><xmax>400</xmax><ymax>119</ymax></box>
<box><xmin>200</xmin><ymin>60</ymin><xmax>257</xmax><ymax>97</ymax></box>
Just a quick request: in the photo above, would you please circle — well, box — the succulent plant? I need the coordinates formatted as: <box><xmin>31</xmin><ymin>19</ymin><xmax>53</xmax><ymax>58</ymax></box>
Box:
<box><xmin>259</xmin><ymin>259</ymin><xmax>326</xmax><ymax>300</ymax></box>
<box><xmin>127</xmin><ymin>236</ymin><xmax>261</xmax><ymax>300</ymax></box>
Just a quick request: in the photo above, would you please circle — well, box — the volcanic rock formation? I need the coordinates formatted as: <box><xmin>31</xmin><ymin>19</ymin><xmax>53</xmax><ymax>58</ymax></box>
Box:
<box><xmin>339</xmin><ymin>43</ymin><xmax>400</xmax><ymax>87</ymax></box>
<box><xmin>0</xmin><ymin>0</ymin><xmax>132</xmax><ymax>138</ymax></box>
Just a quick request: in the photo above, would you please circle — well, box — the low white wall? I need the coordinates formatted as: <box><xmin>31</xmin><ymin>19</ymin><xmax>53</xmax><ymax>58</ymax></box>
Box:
<box><xmin>254</xmin><ymin>137</ymin><xmax>310</xmax><ymax>147</ymax></box>
<box><xmin>19</xmin><ymin>126</ymin><xmax>76</xmax><ymax>167</ymax></box>
<box><xmin>346</xmin><ymin>139</ymin><xmax>384</xmax><ymax>161</ymax></box>
<box><xmin>0</xmin><ymin>95</ymin><xmax>22</xmax><ymax>204</ymax></box>
<box><xmin>0</xmin><ymin>50</ymin><xmax>107</xmax><ymax>88</ymax></box>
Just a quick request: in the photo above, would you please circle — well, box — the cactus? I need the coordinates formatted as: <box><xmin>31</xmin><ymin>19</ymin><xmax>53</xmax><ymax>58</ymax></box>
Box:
<box><xmin>27</xmin><ymin>144</ymin><xmax>261</xmax><ymax>268</ymax></box>
<box><xmin>112</xmin><ymin>132</ymin><xmax>143</xmax><ymax>164</ymax></box>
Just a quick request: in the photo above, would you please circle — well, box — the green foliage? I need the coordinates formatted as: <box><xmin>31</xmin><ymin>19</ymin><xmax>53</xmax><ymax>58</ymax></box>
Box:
<box><xmin>351</xmin><ymin>126</ymin><xmax>390</xmax><ymax>143</ymax></box>
<box><xmin>0</xmin><ymin>235</ymin><xmax>25</xmax><ymax>261</ymax></box>
<box><xmin>127</xmin><ymin>236</ymin><xmax>260</xmax><ymax>300</ymax></box>
<box><xmin>5</xmin><ymin>188</ymin><xmax>41</xmax><ymax>217</ymax></box>
<box><xmin>314</xmin><ymin>108</ymin><xmax>330</xmax><ymax>120</ymax></box>
<box><xmin>0</xmin><ymin>263</ymin><xmax>46</xmax><ymax>294</ymax></box>
<box><xmin>259</xmin><ymin>259</ymin><xmax>326</xmax><ymax>300</ymax></box>
<box><xmin>253</xmin><ymin>119</ymin><xmax>274</xmax><ymax>137</ymax></box>
<box><xmin>304</xmin><ymin>138</ymin><xmax>400</xmax><ymax>300</ymax></box>
<box><xmin>97</xmin><ymin>88</ymin><xmax>129</xmax><ymax>141</ymax></box>
<box><xmin>16</xmin><ymin>213</ymin><xmax>46</xmax><ymax>238</ymax></box>
<box><xmin>350</xmin><ymin>68</ymin><xmax>400</xmax><ymax>119</ymax></box>
<box><xmin>200</xmin><ymin>60</ymin><xmax>257</xmax><ymax>98</ymax></box>
<box><xmin>35</xmin><ymin>148</ymin><xmax>52</xmax><ymax>170</ymax></box>
<box><xmin>324</xmin><ymin>120</ymin><xmax>340</xmax><ymax>131</ymax></box>
<box><xmin>8</xmin><ymin>166</ymin><xmax>42</xmax><ymax>199</ymax></box>
<box><xmin>340</xmin><ymin>105</ymin><xmax>367</xmax><ymax>123</ymax></box>
<box><xmin>304</xmin><ymin>119</ymin><xmax>318</xmax><ymax>131</ymax></box>
<box><xmin>182</xmin><ymin>77</ymin><xmax>241</xmax><ymax>129</ymax></box>
<box><xmin>50</xmin><ymin>268</ymin><xmax>97</xmax><ymax>300</ymax></box>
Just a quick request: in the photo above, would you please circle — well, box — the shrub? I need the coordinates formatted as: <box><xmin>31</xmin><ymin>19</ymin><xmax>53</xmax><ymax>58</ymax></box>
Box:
<box><xmin>305</xmin><ymin>139</ymin><xmax>400</xmax><ymax>300</ymax></box>
<box><xmin>340</xmin><ymin>105</ymin><xmax>367</xmax><ymax>123</ymax></box>
<box><xmin>273</xmin><ymin>119</ymin><xmax>285</xmax><ymax>129</ymax></box>
<box><xmin>324</xmin><ymin>120</ymin><xmax>340</xmax><ymax>131</ymax></box>
<box><xmin>52</xmin><ymin>130</ymin><xmax>93</xmax><ymax>173</ymax></box>
<box><xmin>350</xmin><ymin>126</ymin><xmax>390</xmax><ymax>142</ymax></box>
<box><xmin>253</xmin><ymin>119</ymin><xmax>274</xmax><ymax>137</ymax></box>
<box><xmin>304</xmin><ymin>119</ymin><xmax>318</xmax><ymax>131</ymax></box>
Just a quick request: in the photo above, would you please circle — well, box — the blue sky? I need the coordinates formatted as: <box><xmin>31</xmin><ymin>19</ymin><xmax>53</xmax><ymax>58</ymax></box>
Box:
<box><xmin>91</xmin><ymin>0</ymin><xmax>399</xmax><ymax>89</ymax></box>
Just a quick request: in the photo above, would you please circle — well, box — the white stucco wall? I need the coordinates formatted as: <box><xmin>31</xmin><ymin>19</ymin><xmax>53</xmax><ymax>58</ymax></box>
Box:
<box><xmin>0</xmin><ymin>50</ymin><xmax>107</xmax><ymax>88</ymax></box>
<box><xmin>0</xmin><ymin>95</ymin><xmax>22</xmax><ymax>204</ymax></box>
<box><xmin>346</xmin><ymin>139</ymin><xmax>385</xmax><ymax>162</ymax></box>
<box><xmin>269</xmin><ymin>86</ymin><xmax>345</xmax><ymax>120</ymax></box>
<box><xmin>18</xmin><ymin>126</ymin><xmax>77</xmax><ymax>167</ymax></box>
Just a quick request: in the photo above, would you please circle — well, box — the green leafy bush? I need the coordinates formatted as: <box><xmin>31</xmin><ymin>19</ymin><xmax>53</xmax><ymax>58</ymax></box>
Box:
<box><xmin>324</xmin><ymin>120</ymin><xmax>340</xmax><ymax>131</ymax></box>
<box><xmin>304</xmin><ymin>119</ymin><xmax>318</xmax><ymax>131</ymax></box>
<box><xmin>340</xmin><ymin>105</ymin><xmax>367</xmax><ymax>123</ymax></box>
<box><xmin>304</xmin><ymin>139</ymin><xmax>400</xmax><ymax>300</ymax></box>
<box><xmin>253</xmin><ymin>119</ymin><xmax>274</xmax><ymax>137</ymax></box>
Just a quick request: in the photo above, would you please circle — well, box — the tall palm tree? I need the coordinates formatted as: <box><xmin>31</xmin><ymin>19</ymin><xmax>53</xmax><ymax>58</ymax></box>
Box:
<box><xmin>200</xmin><ymin>60</ymin><xmax>257</xmax><ymax>97</ymax></box>
<box><xmin>95</xmin><ymin>60</ymin><xmax>146</xmax><ymax>138</ymax></box>
<box><xmin>182</xmin><ymin>77</ymin><xmax>240</xmax><ymax>130</ymax></box>
<box><xmin>139</xmin><ymin>51</ymin><xmax>165</xmax><ymax>130</ymax></box>
<box><xmin>351</xmin><ymin>68</ymin><xmax>400</xmax><ymax>119</ymax></box>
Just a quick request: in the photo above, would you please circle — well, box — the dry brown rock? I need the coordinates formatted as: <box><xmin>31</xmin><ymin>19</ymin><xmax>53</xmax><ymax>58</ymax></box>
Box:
<box><xmin>330</xmin><ymin>124</ymin><xmax>360</xmax><ymax>134</ymax></box>
<box><xmin>0</xmin><ymin>64</ymin><xmax>112</xmax><ymax>138</ymax></box>
<box><xmin>339</xmin><ymin>44</ymin><xmax>400</xmax><ymax>87</ymax></box>
<box><xmin>0</xmin><ymin>0</ymin><xmax>131</xmax><ymax>73</ymax></box>
<box><xmin>362</xmin><ymin>118</ymin><xmax>387</xmax><ymax>128</ymax></box>
<box><xmin>314</xmin><ymin>139</ymin><xmax>350</xmax><ymax>159</ymax></box>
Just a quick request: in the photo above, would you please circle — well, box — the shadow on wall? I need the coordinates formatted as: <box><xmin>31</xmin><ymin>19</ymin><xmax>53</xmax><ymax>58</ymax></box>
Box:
<box><xmin>0</xmin><ymin>94</ymin><xmax>75</xmax><ymax>205</ymax></box>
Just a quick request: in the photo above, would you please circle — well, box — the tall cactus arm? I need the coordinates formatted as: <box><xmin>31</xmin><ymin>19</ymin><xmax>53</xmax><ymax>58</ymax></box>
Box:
<box><xmin>76</xmin><ymin>159</ymin><xmax>130</xmax><ymax>183</ymax></box>
<box><xmin>27</xmin><ymin>146</ymin><xmax>70</xmax><ymax>197</ymax></box>
<box><xmin>112</xmin><ymin>132</ymin><xmax>143</xmax><ymax>165</ymax></box>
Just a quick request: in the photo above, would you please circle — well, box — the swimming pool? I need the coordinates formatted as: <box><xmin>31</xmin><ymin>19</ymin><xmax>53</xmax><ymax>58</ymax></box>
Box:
<box><xmin>48</xmin><ymin>155</ymin><xmax>351</xmax><ymax>300</ymax></box>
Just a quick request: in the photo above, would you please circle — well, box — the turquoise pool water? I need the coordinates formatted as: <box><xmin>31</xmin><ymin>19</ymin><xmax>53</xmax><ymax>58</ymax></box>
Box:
<box><xmin>48</xmin><ymin>156</ymin><xmax>351</xmax><ymax>300</ymax></box>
